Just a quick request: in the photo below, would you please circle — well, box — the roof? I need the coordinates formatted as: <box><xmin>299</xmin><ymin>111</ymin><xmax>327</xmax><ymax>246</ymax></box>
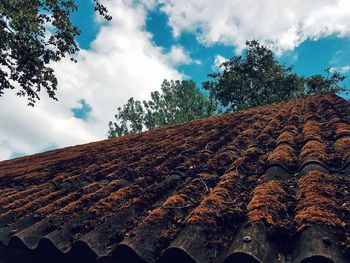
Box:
<box><xmin>0</xmin><ymin>94</ymin><xmax>350</xmax><ymax>263</ymax></box>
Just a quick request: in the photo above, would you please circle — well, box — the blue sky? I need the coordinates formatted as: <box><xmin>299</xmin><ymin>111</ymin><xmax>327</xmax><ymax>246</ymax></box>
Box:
<box><xmin>1</xmin><ymin>0</ymin><xmax>350</xmax><ymax>161</ymax></box>
<box><xmin>73</xmin><ymin>1</ymin><xmax>350</xmax><ymax>88</ymax></box>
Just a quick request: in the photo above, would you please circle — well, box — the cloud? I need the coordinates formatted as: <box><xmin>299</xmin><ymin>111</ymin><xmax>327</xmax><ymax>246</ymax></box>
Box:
<box><xmin>0</xmin><ymin>0</ymin><xmax>182</xmax><ymax>161</ymax></box>
<box><xmin>159</xmin><ymin>0</ymin><xmax>350</xmax><ymax>53</ymax></box>
<box><xmin>212</xmin><ymin>54</ymin><xmax>228</xmax><ymax>71</ymax></box>
<box><xmin>329</xmin><ymin>65</ymin><xmax>350</xmax><ymax>74</ymax></box>
<box><xmin>165</xmin><ymin>45</ymin><xmax>201</xmax><ymax>65</ymax></box>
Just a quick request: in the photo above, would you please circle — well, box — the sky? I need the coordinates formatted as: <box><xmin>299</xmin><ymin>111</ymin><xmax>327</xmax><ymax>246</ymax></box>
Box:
<box><xmin>1</xmin><ymin>0</ymin><xmax>350</xmax><ymax>161</ymax></box>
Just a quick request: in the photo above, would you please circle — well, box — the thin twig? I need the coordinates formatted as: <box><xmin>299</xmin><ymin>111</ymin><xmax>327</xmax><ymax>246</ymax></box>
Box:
<box><xmin>199</xmin><ymin>177</ymin><xmax>209</xmax><ymax>192</ymax></box>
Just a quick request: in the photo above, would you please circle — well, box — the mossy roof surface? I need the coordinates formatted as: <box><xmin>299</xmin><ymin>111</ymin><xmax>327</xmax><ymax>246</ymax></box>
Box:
<box><xmin>0</xmin><ymin>94</ymin><xmax>350</xmax><ymax>263</ymax></box>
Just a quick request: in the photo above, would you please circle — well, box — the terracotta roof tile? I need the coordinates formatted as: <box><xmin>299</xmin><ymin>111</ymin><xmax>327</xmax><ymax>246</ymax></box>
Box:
<box><xmin>1</xmin><ymin>94</ymin><xmax>350</xmax><ymax>263</ymax></box>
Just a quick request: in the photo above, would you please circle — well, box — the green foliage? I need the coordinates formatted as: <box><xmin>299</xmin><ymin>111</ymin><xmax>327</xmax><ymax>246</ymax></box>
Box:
<box><xmin>108</xmin><ymin>80</ymin><xmax>218</xmax><ymax>138</ymax></box>
<box><xmin>304</xmin><ymin>68</ymin><xmax>347</xmax><ymax>96</ymax></box>
<box><xmin>108</xmin><ymin>41</ymin><xmax>348</xmax><ymax>138</ymax></box>
<box><xmin>204</xmin><ymin>40</ymin><xmax>348</xmax><ymax>112</ymax></box>
<box><xmin>0</xmin><ymin>0</ymin><xmax>110</xmax><ymax>106</ymax></box>
<box><xmin>108</xmin><ymin>97</ymin><xmax>144</xmax><ymax>138</ymax></box>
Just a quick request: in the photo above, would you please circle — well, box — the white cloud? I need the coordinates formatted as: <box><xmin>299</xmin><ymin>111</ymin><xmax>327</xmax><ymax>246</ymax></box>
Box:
<box><xmin>159</xmin><ymin>0</ymin><xmax>350</xmax><ymax>53</ymax></box>
<box><xmin>212</xmin><ymin>54</ymin><xmax>228</xmax><ymax>71</ymax></box>
<box><xmin>0</xmin><ymin>0</ymin><xmax>182</xmax><ymax>161</ymax></box>
<box><xmin>329</xmin><ymin>65</ymin><xmax>350</xmax><ymax>74</ymax></box>
<box><xmin>164</xmin><ymin>45</ymin><xmax>201</xmax><ymax>65</ymax></box>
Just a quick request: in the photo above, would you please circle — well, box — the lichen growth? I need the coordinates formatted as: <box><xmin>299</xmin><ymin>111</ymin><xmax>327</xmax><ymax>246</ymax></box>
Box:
<box><xmin>163</xmin><ymin>194</ymin><xmax>187</xmax><ymax>207</ymax></box>
<box><xmin>335</xmin><ymin>123</ymin><xmax>350</xmax><ymax>136</ymax></box>
<box><xmin>88</xmin><ymin>186</ymin><xmax>135</xmax><ymax>217</ymax></box>
<box><xmin>302</xmin><ymin>120</ymin><xmax>322</xmax><ymax>140</ymax></box>
<box><xmin>0</xmin><ymin>185</ymin><xmax>45</xmax><ymax>208</ymax></box>
<box><xmin>300</xmin><ymin>140</ymin><xmax>327</xmax><ymax>161</ymax></box>
<box><xmin>37</xmin><ymin>191</ymin><xmax>81</xmax><ymax>215</ymax></box>
<box><xmin>247</xmin><ymin>180</ymin><xmax>288</xmax><ymax>225</ymax></box>
<box><xmin>1</xmin><ymin>190</ymin><xmax>62</xmax><ymax>218</ymax></box>
<box><xmin>58</xmin><ymin>180</ymin><xmax>124</xmax><ymax>214</ymax></box>
<box><xmin>145</xmin><ymin>194</ymin><xmax>189</xmax><ymax>223</ymax></box>
<box><xmin>241</xmin><ymin>128</ymin><xmax>258</xmax><ymax>139</ymax></box>
<box><xmin>295</xmin><ymin>171</ymin><xmax>341</xmax><ymax>227</ymax></box>
<box><xmin>187</xmin><ymin>172</ymin><xmax>242</xmax><ymax>227</ymax></box>
<box><xmin>335</xmin><ymin>137</ymin><xmax>350</xmax><ymax>160</ymax></box>
<box><xmin>328</xmin><ymin>117</ymin><xmax>341</xmax><ymax>127</ymax></box>
<box><xmin>268</xmin><ymin>144</ymin><xmax>295</xmax><ymax>165</ymax></box>
<box><xmin>276</xmin><ymin>131</ymin><xmax>295</xmax><ymax>145</ymax></box>
<box><xmin>147</xmin><ymin>207</ymin><xmax>168</xmax><ymax>221</ymax></box>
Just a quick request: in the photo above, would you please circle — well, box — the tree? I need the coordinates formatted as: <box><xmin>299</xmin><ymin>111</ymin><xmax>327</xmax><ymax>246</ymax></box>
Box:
<box><xmin>203</xmin><ymin>40</ymin><xmax>348</xmax><ymax>112</ymax></box>
<box><xmin>305</xmin><ymin>68</ymin><xmax>347</xmax><ymax>96</ymax></box>
<box><xmin>0</xmin><ymin>0</ymin><xmax>111</xmax><ymax>106</ymax></box>
<box><xmin>108</xmin><ymin>97</ymin><xmax>144</xmax><ymax>138</ymax></box>
<box><xmin>108</xmin><ymin>80</ymin><xmax>218</xmax><ymax>138</ymax></box>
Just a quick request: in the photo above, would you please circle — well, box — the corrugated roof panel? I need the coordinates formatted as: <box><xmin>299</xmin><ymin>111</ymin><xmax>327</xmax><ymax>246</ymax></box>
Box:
<box><xmin>0</xmin><ymin>94</ymin><xmax>350</xmax><ymax>263</ymax></box>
